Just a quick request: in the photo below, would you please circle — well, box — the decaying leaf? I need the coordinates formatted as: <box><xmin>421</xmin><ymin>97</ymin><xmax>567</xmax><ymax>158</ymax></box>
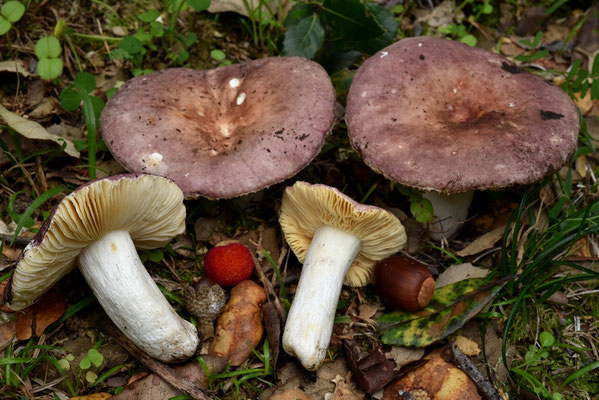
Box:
<box><xmin>0</xmin><ymin>60</ymin><xmax>33</xmax><ymax>76</ymax></box>
<box><xmin>378</xmin><ymin>277</ymin><xmax>510</xmax><ymax>347</ymax></box>
<box><xmin>435</xmin><ymin>263</ymin><xmax>490</xmax><ymax>288</ymax></box>
<box><xmin>269</xmin><ymin>389</ymin><xmax>313</xmax><ymax>400</ymax></box>
<box><xmin>68</xmin><ymin>394</ymin><xmax>112</xmax><ymax>400</ymax></box>
<box><xmin>456</xmin><ymin>226</ymin><xmax>506</xmax><ymax>257</ymax></box>
<box><xmin>385</xmin><ymin>346</ymin><xmax>425</xmax><ymax>370</ymax></box>
<box><xmin>111</xmin><ymin>355</ymin><xmax>227</xmax><ymax>400</ymax></box>
<box><xmin>343</xmin><ymin>341</ymin><xmax>395</xmax><ymax>394</ymax></box>
<box><xmin>383</xmin><ymin>349</ymin><xmax>481</xmax><ymax>400</ymax></box>
<box><xmin>15</xmin><ymin>284</ymin><xmax>65</xmax><ymax>340</ymax></box>
<box><xmin>0</xmin><ymin>320</ymin><xmax>16</xmax><ymax>352</ymax></box>
<box><xmin>207</xmin><ymin>0</ymin><xmax>288</xmax><ymax>17</ymax></box>
<box><xmin>0</xmin><ymin>103</ymin><xmax>80</xmax><ymax>158</ymax></box>
<box><xmin>455</xmin><ymin>335</ymin><xmax>481</xmax><ymax>357</ymax></box>
<box><xmin>210</xmin><ymin>280</ymin><xmax>266</xmax><ymax>365</ymax></box>
<box><xmin>330</xmin><ymin>375</ymin><xmax>364</xmax><ymax>400</ymax></box>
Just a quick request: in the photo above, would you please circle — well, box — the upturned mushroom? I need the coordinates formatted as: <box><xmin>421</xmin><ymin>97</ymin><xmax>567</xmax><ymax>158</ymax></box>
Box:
<box><xmin>5</xmin><ymin>174</ymin><xmax>199</xmax><ymax>362</ymax></box>
<box><xmin>346</xmin><ymin>37</ymin><xmax>579</xmax><ymax>239</ymax></box>
<box><xmin>279</xmin><ymin>181</ymin><xmax>406</xmax><ymax>370</ymax></box>
<box><xmin>100</xmin><ymin>57</ymin><xmax>336</xmax><ymax>199</ymax></box>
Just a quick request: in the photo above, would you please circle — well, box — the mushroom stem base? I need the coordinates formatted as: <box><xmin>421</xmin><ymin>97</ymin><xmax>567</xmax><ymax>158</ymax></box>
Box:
<box><xmin>423</xmin><ymin>191</ymin><xmax>474</xmax><ymax>240</ymax></box>
<box><xmin>78</xmin><ymin>230</ymin><xmax>199</xmax><ymax>362</ymax></box>
<box><xmin>282</xmin><ymin>225</ymin><xmax>361</xmax><ymax>370</ymax></box>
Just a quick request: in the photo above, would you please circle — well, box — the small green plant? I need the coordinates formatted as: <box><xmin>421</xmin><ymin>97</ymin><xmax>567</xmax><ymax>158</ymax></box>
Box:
<box><xmin>0</xmin><ymin>1</ymin><xmax>25</xmax><ymax>36</ymax></box>
<box><xmin>79</xmin><ymin>347</ymin><xmax>104</xmax><ymax>384</ymax></box>
<box><xmin>282</xmin><ymin>0</ymin><xmax>397</xmax><ymax>72</ymax></box>
<box><xmin>560</xmin><ymin>53</ymin><xmax>599</xmax><ymax>102</ymax></box>
<box><xmin>396</xmin><ymin>185</ymin><xmax>434</xmax><ymax>223</ymax></box>
<box><xmin>59</xmin><ymin>71</ymin><xmax>106</xmax><ymax>180</ymax></box>
<box><xmin>239</xmin><ymin>0</ymin><xmax>285</xmax><ymax>54</ymax></box>
<box><xmin>438</xmin><ymin>23</ymin><xmax>477</xmax><ymax>47</ymax></box>
<box><xmin>110</xmin><ymin>0</ymin><xmax>210</xmax><ymax>75</ymax></box>
<box><xmin>210</xmin><ymin>48</ymin><xmax>232</xmax><ymax>66</ymax></box>
<box><xmin>513</xmin><ymin>31</ymin><xmax>550</xmax><ymax>64</ymax></box>
<box><xmin>35</xmin><ymin>35</ymin><xmax>64</xmax><ymax>80</ymax></box>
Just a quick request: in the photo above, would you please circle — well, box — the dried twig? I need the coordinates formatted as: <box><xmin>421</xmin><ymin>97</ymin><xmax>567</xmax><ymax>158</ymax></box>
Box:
<box><xmin>443</xmin><ymin>341</ymin><xmax>503</xmax><ymax>400</ymax></box>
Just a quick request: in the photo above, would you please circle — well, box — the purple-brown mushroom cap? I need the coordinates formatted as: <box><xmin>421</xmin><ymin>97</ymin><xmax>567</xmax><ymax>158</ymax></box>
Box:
<box><xmin>346</xmin><ymin>37</ymin><xmax>580</xmax><ymax>194</ymax></box>
<box><xmin>101</xmin><ymin>57</ymin><xmax>336</xmax><ymax>199</ymax></box>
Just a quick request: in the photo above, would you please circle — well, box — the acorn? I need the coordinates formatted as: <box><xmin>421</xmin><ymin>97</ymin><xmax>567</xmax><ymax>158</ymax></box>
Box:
<box><xmin>373</xmin><ymin>255</ymin><xmax>435</xmax><ymax>312</ymax></box>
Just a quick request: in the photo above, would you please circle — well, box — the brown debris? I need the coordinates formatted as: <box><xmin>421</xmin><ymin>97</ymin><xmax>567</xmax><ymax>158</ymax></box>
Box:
<box><xmin>343</xmin><ymin>340</ymin><xmax>396</xmax><ymax>394</ymax></box>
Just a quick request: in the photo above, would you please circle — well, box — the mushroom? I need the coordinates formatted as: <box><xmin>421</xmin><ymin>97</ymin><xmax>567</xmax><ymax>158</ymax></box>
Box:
<box><xmin>346</xmin><ymin>37</ymin><xmax>579</xmax><ymax>239</ymax></box>
<box><xmin>100</xmin><ymin>57</ymin><xmax>336</xmax><ymax>199</ymax></box>
<box><xmin>279</xmin><ymin>181</ymin><xmax>406</xmax><ymax>370</ymax></box>
<box><xmin>5</xmin><ymin>174</ymin><xmax>199</xmax><ymax>362</ymax></box>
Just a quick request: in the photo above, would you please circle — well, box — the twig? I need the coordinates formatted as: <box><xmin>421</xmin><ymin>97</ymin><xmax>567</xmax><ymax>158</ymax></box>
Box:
<box><xmin>104</xmin><ymin>319</ymin><xmax>211</xmax><ymax>400</ymax></box>
<box><xmin>443</xmin><ymin>341</ymin><xmax>503</xmax><ymax>400</ymax></box>
<box><xmin>1</xmin><ymin>233</ymin><xmax>31</xmax><ymax>246</ymax></box>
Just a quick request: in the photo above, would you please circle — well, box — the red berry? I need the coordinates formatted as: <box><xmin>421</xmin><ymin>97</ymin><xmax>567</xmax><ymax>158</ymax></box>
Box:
<box><xmin>204</xmin><ymin>243</ymin><xmax>254</xmax><ymax>287</ymax></box>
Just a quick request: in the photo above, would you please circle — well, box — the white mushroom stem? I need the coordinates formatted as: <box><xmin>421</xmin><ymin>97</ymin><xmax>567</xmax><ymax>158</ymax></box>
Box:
<box><xmin>282</xmin><ymin>225</ymin><xmax>361</xmax><ymax>371</ymax></box>
<box><xmin>78</xmin><ymin>230</ymin><xmax>199</xmax><ymax>363</ymax></box>
<box><xmin>423</xmin><ymin>191</ymin><xmax>474</xmax><ymax>241</ymax></box>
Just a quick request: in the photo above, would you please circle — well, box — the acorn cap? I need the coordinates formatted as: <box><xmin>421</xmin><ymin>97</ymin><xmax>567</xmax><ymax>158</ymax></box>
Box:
<box><xmin>346</xmin><ymin>37</ymin><xmax>579</xmax><ymax>194</ymax></box>
<box><xmin>101</xmin><ymin>57</ymin><xmax>336</xmax><ymax>199</ymax></box>
<box><xmin>279</xmin><ymin>181</ymin><xmax>407</xmax><ymax>287</ymax></box>
<box><xmin>7</xmin><ymin>174</ymin><xmax>185</xmax><ymax>310</ymax></box>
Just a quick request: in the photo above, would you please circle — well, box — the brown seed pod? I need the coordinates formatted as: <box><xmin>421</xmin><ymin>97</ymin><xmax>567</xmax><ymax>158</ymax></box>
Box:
<box><xmin>373</xmin><ymin>255</ymin><xmax>435</xmax><ymax>312</ymax></box>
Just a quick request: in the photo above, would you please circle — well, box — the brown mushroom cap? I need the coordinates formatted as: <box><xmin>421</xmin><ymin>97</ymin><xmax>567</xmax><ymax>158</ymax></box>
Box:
<box><xmin>101</xmin><ymin>57</ymin><xmax>336</xmax><ymax>199</ymax></box>
<box><xmin>279</xmin><ymin>181</ymin><xmax>406</xmax><ymax>286</ymax></box>
<box><xmin>7</xmin><ymin>174</ymin><xmax>185</xmax><ymax>310</ymax></box>
<box><xmin>346</xmin><ymin>37</ymin><xmax>580</xmax><ymax>194</ymax></box>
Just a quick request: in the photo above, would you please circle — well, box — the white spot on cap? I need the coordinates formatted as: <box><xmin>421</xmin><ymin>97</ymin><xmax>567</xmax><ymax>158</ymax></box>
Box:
<box><xmin>360</xmin><ymin>91</ymin><xmax>367</xmax><ymax>98</ymax></box>
<box><xmin>185</xmin><ymin>173</ymin><xmax>189</xmax><ymax>177</ymax></box>
<box><xmin>220</xmin><ymin>125</ymin><xmax>230</xmax><ymax>137</ymax></box>
<box><xmin>391</xmin><ymin>88</ymin><xmax>397</xmax><ymax>94</ymax></box>
<box><xmin>150</xmin><ymin>152</ymin><xmax>163</xmax><ymax>162</ymax></box>
<box><xmin>508</xmin><ymin>101</ymin><xmax>517</xmax><ymax>107</ymax></box>
<box><xmin>418</xmin><ymin>42</ymin><xmax>423</xmax><ymax>47</ymax></box>
<box><xmin>229</xmin><ymin>78</ymin><xmax>240</xmax><ymax>88</ymax></box>
<box><xmin>236</xmin><ymin>92</ymin><xmax>246</xmax><ymax>105</ymax></box>
<box><xmin>380</xmin><ymin>51</ymin><xmax>388</xmax><ymax>58</ymax></box>
<box><xmin>447</xmin><ymin>104</ymin><xmax>454</xmax><ymax>111</ymax></box>
<box><xmin>452</xmin><ymin>88</ymin><xmax>458</xmax><ymax>94</ymax></box>
<box><xmin>210</xmin><ymin>149</ymin><xmax>218</xmax><ymax>156</ymax></box>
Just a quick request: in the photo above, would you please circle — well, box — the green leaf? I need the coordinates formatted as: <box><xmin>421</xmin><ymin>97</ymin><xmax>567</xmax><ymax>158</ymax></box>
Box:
<box><xmin>352</xmin><ymin>3</ymin><xmax>398</xmax><ymax>54</ymax></box>
<box><xmin>210</xmin><ymin>49</ymin><xmax>226</xmax><ymax>61</ymax></box>
<box><xmin>591</xmin><ymin>78</ymin><xmax>599</xmax><ymax>101</ymax></box>
<box><xmin>0</xmin><ymin>16</ymin><xmax>11</xmax><ymax>35</ymax></box>
<box><xmin>79</xmin><ymin>357</ymin><xmax>91</xmax><ymax>370</ymax></box>
<box><xmin>148</xmin><ymin>248</ymin><xmax>164</xmax><ymax>263</ymax></box>
<box><xmin>37</xmin><ymin>58</ymin><xmax>63</xmax><ymax>80</ymax></box>
<box><xmin>59</xmin><ymin>86</ymin><xmax>82</xmax><ymax>111</ymax></box>
<box><xmin>139</xmin><ymin>9</ymin><xmax>160</xmax><ymax>22</ymax></box>
<box><xmin>378</xmin><ymin>277</ymin><xmax>510</xmax><ymax>347</ymax></box>
<box><xmin>285</xmin><ymin>3</ymin><xmax>315</xmax><ymax>27</ymax></box>
<box><xmin>87</xmin><ymin>348</ymin><xmax>104</xmax><ymax>368</ymax></box>
<box><xmin>459</xmin><ymin>34</ymin><xmax>477</xmax><ymax>47</ymax></box>
<box><xmin>2</xmin><ymin>1</ymin><xmax>25</xmax><ymax>23</ymax></box>
<box><xmin>35</xmin><ymin>36</ymin><xmax>62</xmax><ymax>59</ymax></box>
<box><xmin>183</xmin><ymin>32</ymin><xmax>197</xmax><ymax>48</ymax></box>
<box><xmin>539</xmin><ymin>331</ymin><xmax>555</xmax><ymax>347</ymax></box>
<box><xmin>481</xmin><ymin>3</ymin><xmax>493</xmax><ymax>14</ymax></box>
<box><xmin>187</xmin><ymin>0</ymin><xmax>211</xmax><ymax>12</ymax></box>
<box><xmin>592</xmin><ymin>52</ymin><xmax>599</xmax><ymax>76</ymax></box>
<box><xmin>150</xmin><ymin>21</ymin><xmax>164</xmax><ymax>37</ymax></box>
<box><xmin>411</xmin><ymin>197</ymin><xmax>434</xmax><ymax>223</ymax></box>
<box><xmin>282</xmin><ymin>14</ymin><xmax>324</xmax><ymax>59</ymax></box>
<box><xmin>119</xmin><ymin>35</ymin><xmax>143</xmax><ymax>55</ymax></box>
<box><xmin>74</xmin><ymin>71</ymin><xmax>96</xmax><ymax>93</ymax></box>
<box><xmin>321</xmin><ymin>0</ymin><xmax>384</xmax><ymax>41</ymax></box>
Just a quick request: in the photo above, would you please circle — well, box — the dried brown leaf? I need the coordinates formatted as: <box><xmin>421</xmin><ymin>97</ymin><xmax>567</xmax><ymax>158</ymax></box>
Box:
<box><xmin>210</xmin><ymin>280</ymin><xmax>266</xmax><ymax>365</ymax></box>
<box><xmin>435</xmin><ymin>263</ymin><xmax>489</xmax><ymax>288</ymax></box>
<box><xmin>456</xmin><ymin>226</ymin><xmax>506</xmax><ymax>257</ymax></box>
<box><xmin>15</xmin><ymin>284</ymin><xmax>65</xmax><ymax>340</ymax></box>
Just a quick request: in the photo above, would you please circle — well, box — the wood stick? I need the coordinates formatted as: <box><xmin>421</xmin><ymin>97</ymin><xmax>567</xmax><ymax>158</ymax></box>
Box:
<box><xmin>104</xmin><ymin>320</ymin><xmax>212</xmax><ymax>400</ymax></box>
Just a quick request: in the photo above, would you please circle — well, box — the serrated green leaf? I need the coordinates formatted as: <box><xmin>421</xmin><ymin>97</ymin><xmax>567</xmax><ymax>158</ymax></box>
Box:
<box><xmin>285</xmin><ymin>3</ymin><xmax>315</xmax><ymax>27</ymax></box>
<box><xmin>378</xmin><ymin>277</ymin><xmax>509</xmax><ymax>347</ymax></box>
<box><xmin>187</xmin><ymin>0</ymin><xmax>211</xmax><ymax>12</ymax></box>
<box><xmin>74</xmin><ymin>71</ymin><xmax>96</xmax><ymax>93</ymax></box>
<box><xmin>352</xmin><ymin>3</ymin><xmax>398</xmax><ymax>54</ymax></box>
<box><xmin>0</xmin><ymin>17</ymin><xmax>11</xmax><ymax>35</ymax></box>
<box><xmin>321</xmin><ymin>0</ymin><xmax>384</xmax><ymax>42</ymax></box>
<box><xmin>282</xmin><ymin>14</ymin><xmax>324</xmax><ymax>59</ymax></box>
<box><xmin>35</xmin><ymin>36</ymin><xmax>62</xmax><ymax>59</ymax></box>
<box><xmin>119</xmin><ymin>35</ymin><xmax>143</xmax><ymax>55</ymax></box>
<box><xmin>139</xmin><ymin>9</ymin><xmax>160</xmax><ymax>22</ymax></box>
<box><xmin>2</xmin><ymin>1</ymin><xmax>25</xmax><ymax>23</ymax></box>
<box><xmin>37</xmin><ymin>58</ymin><xmax>63</xmax><ymax>80</ymax></box>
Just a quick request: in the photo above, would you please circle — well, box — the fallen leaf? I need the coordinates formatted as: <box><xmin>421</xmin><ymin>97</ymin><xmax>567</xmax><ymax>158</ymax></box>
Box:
<box><xmin>385</xmin><ymin>346</ymin><xmax>425</xmax><ymax>370</ymax></box>
<box><xmin>28</xmin><ymin>97</ymin><xmax>59</xmax><ymax>118</ymax></box>
<box><xmin>111</xmin><ymin>355</ymin><xmax>227</xmax><ymax>400</ymax></box>
<box><xmin>0</xmin><ymin>59</ymin><xmax>33</xmax><ymax>76</ymax></box>
<box><xmin>0</xmin><ymin>104</ymin><xmax>80</xmax><ymax>157</ymax></box>
<box><xmin>0</xmin><ymin>320</ymin><xmax>16</xmax><ymax>352</ymax></box>
<box><xmin>210</xmin><ymin>280</ymin><xmax>266</xmax><ymax>365</ymax></box>
<box><xmin>330</xmin><ymin>375</ymin><xmax>364</xmax><ymax>400</ymax></box>
<box><xmin>68</xmin><ymin>394</ymin><xmax>112</xmax><ymax>400</ymax></box>
<box><xmin>436</xmin><ymin>263</ymin><xmax>490</xmax><ymax>289</ymax></box>
<box><xmin>576</xmin><ymin>155</ymin><xmax>588</xmax><ymax>178</ymax></box>
<box><xmin>207</xmin><ymin>0</ymin><xmax>287</xmax><ymax>17</ymax></box>
<box><xmin>455</xmin><ymin>335</ymin><xmax>481</xmax><ymax>356</ymax></box>
<box><xmin>15</xmin><ymin>284</ymin><xmax>65</xmax><ymax>340</ymax></box>
<box><xmin>456</xmin><ymin>226</ymin><xmax>506</xmax><ymax>257</ymax></box>
<box><xmin>383</xmin><ymin>349</ymin><xmax>481</xmax><ymax>400</ymax></box>
<box><xmin>575</xmin><ymin>91</ymin><xmax>594</xmax><ymax>115</ymax></box>
<box><xmin>270</xmin><ymin>389</ymin><xmax>313</xmax><ymax>400</ymax></box>
<box><xmin>378</xmin><ymin>277</ymin><xmax>510</xmax><ymax>347</ymax></box>
<box><xmin>343</xmin><ymin>341</ymin><xmax>395</xmax><ymax>394</ymax></box>
<box><xmin>262</xmin><ymin>301</ymin><xmax>281</xmax><ymax>369</ymax></box>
